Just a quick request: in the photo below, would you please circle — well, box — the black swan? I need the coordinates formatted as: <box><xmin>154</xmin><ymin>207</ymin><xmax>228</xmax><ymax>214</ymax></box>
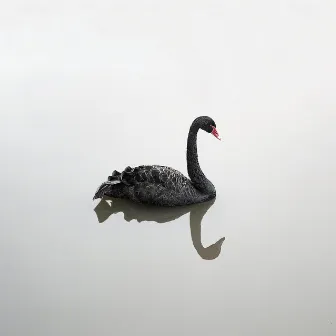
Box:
<box><xmin>93</xmin><ymin>116</ymin><xmax>221</xmax><ymax>206</ymax></box>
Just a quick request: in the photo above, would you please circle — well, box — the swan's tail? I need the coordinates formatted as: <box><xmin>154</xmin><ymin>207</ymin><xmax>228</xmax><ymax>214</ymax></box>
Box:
<box><xmin>93</xmin><ymin>170</ymin><xmax>122</xmax><ymax>200</ymax></box>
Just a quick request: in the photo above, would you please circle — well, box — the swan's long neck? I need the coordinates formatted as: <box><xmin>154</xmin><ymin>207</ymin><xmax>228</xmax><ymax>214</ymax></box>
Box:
<box><xmin>187</xmin><ymin>125</ymin><xmax>215</xmax><ymax>195</ymax></box>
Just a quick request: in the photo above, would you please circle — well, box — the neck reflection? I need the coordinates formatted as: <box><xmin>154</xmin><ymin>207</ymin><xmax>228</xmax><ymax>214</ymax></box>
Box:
<box><xmin>93</xmin><ymin>198</ymin><xmax>225</xmax><ymax>260</ymax></box>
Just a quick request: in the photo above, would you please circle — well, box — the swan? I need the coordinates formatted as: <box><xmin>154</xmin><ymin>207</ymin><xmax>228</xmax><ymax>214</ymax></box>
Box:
<box><xmin>93</xmin><ymin>116</ymin><xmax>221</xmax><ymax>206</ymax></box>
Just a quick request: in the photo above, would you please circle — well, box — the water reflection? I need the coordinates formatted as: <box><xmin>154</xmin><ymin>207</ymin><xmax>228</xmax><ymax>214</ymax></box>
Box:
<box><xmin>94</xmin><ymin>197</ymin><xmax>225</xmax><ymax>260</ymax></box>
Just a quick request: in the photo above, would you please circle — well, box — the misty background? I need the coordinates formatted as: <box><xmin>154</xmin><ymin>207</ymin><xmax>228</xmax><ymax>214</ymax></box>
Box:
<box><xmin>0</xmin><ymin>1</ymin><xmax>335</xmax><ymax>336</ymax></box>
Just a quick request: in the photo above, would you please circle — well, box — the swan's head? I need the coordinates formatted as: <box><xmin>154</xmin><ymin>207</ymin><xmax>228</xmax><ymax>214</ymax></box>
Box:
<box><xmin>196</xmin><ymin>116</ymin><xmax>221</xmax><ymax>140</ymax></box>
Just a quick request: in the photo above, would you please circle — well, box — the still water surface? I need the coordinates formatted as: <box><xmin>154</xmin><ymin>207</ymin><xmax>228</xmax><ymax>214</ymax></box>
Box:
<box><xmin>1</xmin><ymin>1</ymin><xmax>335</xmax><ymax>336</ymax></box>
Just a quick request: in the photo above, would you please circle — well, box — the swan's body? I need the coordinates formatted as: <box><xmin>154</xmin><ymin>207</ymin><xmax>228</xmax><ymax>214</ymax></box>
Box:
<box><xmin>95</xmin><ymin>165</ymin><xmax>213</xmax><ymax>206</ymax></box>
<box><xmin>93</xmin><ymin>116</ymin><xmax>221</xmax><ymax>207</ymax></box>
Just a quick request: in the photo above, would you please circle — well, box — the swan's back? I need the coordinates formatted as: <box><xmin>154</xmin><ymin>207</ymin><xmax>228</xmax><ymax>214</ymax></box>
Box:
<box><xmin>122</xmin><ymin>165</ymin><xmax>190</xmax><ymax>189</ymax></box>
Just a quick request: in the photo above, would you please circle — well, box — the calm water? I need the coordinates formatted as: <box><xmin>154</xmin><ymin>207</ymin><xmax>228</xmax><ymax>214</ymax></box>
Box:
<box><xmin>1</xmin><ymin>1</ymin><xmax>336</xmax><ymax>335</ymax></box>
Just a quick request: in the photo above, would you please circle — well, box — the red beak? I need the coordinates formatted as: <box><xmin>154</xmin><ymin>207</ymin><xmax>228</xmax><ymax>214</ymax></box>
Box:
<box><xmin>211</xmin><ymin>126</ymin><xmax>221</xmax><ymax>140</ymax></box>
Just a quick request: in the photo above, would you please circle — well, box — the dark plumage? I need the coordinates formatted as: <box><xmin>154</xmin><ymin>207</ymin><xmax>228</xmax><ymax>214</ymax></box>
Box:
<box><xmin>93</xmin><ymin>116</ymin><xmax>221</xmax><ymax>206</ymax></box>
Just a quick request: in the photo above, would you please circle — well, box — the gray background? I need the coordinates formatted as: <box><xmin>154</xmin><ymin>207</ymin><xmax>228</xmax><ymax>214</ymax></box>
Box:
<box><xmin>1</xmin><ymin>1</ymin><xmax>335</xmax><ymax>335</ymax></box>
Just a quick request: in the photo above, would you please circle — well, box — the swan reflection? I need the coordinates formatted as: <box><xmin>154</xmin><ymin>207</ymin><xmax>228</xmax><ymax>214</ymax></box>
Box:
<box><xmin>94</xmin><ymin>198</ymin><xmax>225</xmax><ymax>260</ymax></box>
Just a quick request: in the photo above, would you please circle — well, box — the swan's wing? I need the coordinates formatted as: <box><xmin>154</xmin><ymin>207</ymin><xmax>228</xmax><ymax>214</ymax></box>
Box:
<box><xmin>116</xmin><ymin>165</ymin><xmax>199</xmax><ymax>205</ymax></box>
<box><xmin>120</xmin><ymin>165</ymin><xmax>191</xmax><ymax>192</ymax></box>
